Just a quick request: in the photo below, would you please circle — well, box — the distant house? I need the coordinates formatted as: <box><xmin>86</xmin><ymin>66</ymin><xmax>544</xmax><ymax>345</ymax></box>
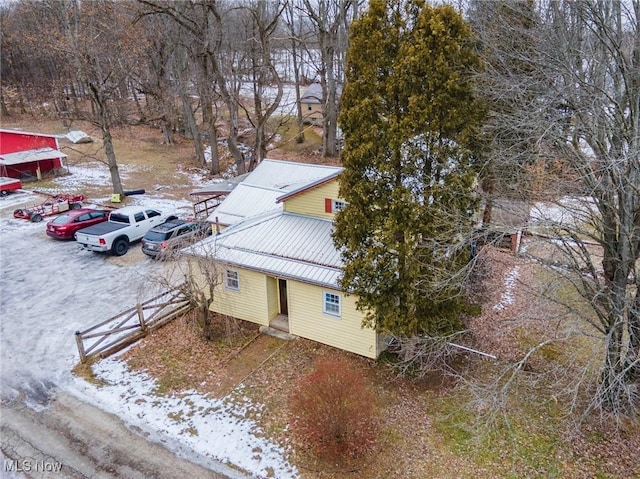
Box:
<box><xmin>300</xmin><ymin>83</ymin><xmax>324</xmax><ymax>125</ymax></box>
<box><xmin>188</xmin><ymin>159</ymin><xmax>386</xmax><ymax>359</ymax></box>
<box><xmin>0</xmin><ymin>129</ymin><xmax>66</xmax><ymax>180</ymax></box>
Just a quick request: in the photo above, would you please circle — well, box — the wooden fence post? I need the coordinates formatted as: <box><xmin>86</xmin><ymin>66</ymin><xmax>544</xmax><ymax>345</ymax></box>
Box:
<box><xmin>137</xmin><ymin>303</ymin><xmax>146</xmax><ymax>331</ymax></box>
<box><xmin>75</xmin><ymin>330</ymin><xmax>86</xmax><ymax>363</ymax></box>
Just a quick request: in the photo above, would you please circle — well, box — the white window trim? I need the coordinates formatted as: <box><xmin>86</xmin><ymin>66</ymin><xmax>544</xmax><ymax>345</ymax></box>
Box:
<box><xmin>225</xmin><ymin>269</ymin><xmax>239</xmax><ymax>291</ymax></box>
<box><xmin>323</xmin><ymin>291</ymin><xmax>342</xmax><ymax>317</ymax></box>
<box><xmin>332</xmin><ymin>199</ymin><xmax>346</xmax><ymax>212</ymax></box>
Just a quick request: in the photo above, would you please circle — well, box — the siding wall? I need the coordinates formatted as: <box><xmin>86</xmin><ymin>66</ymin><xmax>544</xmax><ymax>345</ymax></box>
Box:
<box><xmin>266</xmin><ymin>276</ymin><xmax>279</xmax><ymax>320</ymax></box>
<box><xmin>283</xmin><ymin>180</ymin><xmax>341</xmax><ymax>219</ymax></box>
<box><xmin>302</xmin><ymin>103</ymin><xmax>323</xmax><ymax>125</ymax></box>
<box><xmin>288</xmin><ymin>282</ymin><xmax>378</xmax><ymax>359</ymax></box>
<box><xmin>208</xmin><ymin>266</ymin><xmax>270</xmax><ymax>326</ymax></box>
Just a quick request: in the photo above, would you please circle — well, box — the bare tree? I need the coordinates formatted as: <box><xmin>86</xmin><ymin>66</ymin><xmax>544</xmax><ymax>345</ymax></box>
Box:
<box><xmin>284</xmin><ymin>0</ymin><xmax>308</xmax><ymax>143</ymax></box>
<box><xmin>139</xmin><ymin>0</ymin><xmax>256</xmax><ymax>174</ymax></box>
<box><xmin>476</xmin><ymin>0</ymin><xmax>640</xmax><ymax>418</ymax></box>
<box><xmin>13</xmin><ymin>0</ymin><xmax>147</xmax><ymax>195</ymax></box>
<box><xmin>301</xmin><ymin>0</ymin><xmax>359</xmax><ymax>157</ymax></box>
<box><xmin>133</xmin><ymin>14</ymin><xmax>182</xmax><ymax>145</ymax></box>
<box><xmin>238</xmin><ymin>0</ymin><xmax>286</xmax><ymax>169</ymax></box>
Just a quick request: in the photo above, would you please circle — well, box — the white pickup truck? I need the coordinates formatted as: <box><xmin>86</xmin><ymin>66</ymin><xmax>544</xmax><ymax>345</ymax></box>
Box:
<box><xmin>75</xmin><ymin>206</ymin><xmax>176</xmax><ymax>256</ymax></box>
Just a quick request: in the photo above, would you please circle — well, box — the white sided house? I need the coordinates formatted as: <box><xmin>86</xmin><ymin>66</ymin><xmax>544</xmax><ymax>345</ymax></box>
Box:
<box><xmin>190</xmin><ymin>159</ymin><xmax>385</xmax><ymax>359</ymax></box>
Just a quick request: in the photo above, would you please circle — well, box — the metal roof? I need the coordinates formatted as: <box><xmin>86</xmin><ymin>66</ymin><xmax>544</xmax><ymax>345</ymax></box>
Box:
<box><xmin>206</xmin><ymin>159</ymin><xmax>342</xmax><ymax>226</ymax></box>
<box><xmin>208</xmin><ymin>184</ymin><xmax>283</xmax><ymax>226</ymax></box>
<box><xmin>300</xmin><ymin>83</ymin><xmax>342</xmax><ymax>104</ymax></box>
<box><xmin>0</xmin><ymin>128</ymin><xmax>60</xmax><ymax>139</ymax></box>
<box><xmin>276</xmin><ymin>170</ymin><xmax>342</xmax><ymax>203</ymax></box>
<box><xmin>242</xmin><ymin>159</ymin><xmax>342</xmax><ymax>190</ymax></box>
<box><xmin>189</xmin><ymin>173</ymin><xmax>249</xmax><ymax>198</ymax></box>
<box><xmin>188</xmin><ymin>211</ymin><xmax>343</xmax><ymax>288</ymax></box>
<box><xmin>300</xmin><ymin>83</ymin><xmax>323</xmax><ymax>104</ymax></box>
<box><xmin>0</xmin><ymin>148</ymin><xmax>67</xmax><ymax>166</ymax></box>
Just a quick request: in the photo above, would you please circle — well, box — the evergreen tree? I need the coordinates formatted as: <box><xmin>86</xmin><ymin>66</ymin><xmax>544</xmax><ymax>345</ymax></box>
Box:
<box><xmin>334</xmin><ymin>0</ymin><xmax>484</xmax><ymax>337</ymax></box>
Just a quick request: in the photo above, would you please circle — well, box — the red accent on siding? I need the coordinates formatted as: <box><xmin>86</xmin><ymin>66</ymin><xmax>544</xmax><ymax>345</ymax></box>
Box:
<box><xmin>325</xmin><ymin>198</ymin><xmax>332</xmax><ymax>213</ymax></box>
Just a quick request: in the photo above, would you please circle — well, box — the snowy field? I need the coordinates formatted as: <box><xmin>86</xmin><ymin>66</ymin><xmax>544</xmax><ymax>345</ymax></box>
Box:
<box><xmin>0</xmin><ymin>166</ymin><xmax>297</xmax><ymax>478</ymax></box>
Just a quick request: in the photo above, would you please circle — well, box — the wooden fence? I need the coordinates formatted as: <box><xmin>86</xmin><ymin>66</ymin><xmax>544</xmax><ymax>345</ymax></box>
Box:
<box><xmin>75</xmin><ymin>285</ymin><xmax>192</xmax><ymax>363</ymax></box>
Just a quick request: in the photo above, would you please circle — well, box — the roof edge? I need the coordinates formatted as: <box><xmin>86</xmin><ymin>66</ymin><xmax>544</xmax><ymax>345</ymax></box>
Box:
<box><xmin>0</xmin><ymin>129</ymin><xmax>60</xmax><ymax>139</ymax></box>
<box><xmin>276</xmin><ymin>171</ymin><xmax>342</xmax><ymax>203</ymax></box>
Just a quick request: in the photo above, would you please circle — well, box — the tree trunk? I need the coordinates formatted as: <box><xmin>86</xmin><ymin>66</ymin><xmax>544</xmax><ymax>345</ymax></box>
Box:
<box><xmin>323</xmin><ymin>62</ymin><xmax>339</xmax><ymax>157</ymax></box>
<box><xmin>1</xmin><ymin>89</ymin><xmax>10</xmax><ymax>118</ymax></box>
<box><xmin>101</xmin><ymin>118</ymin><xmax>125</xmax><ymax>197</ymax></box>
<box><xmin>481</xmin><ymin>174</ymin><xmax>495</xmax><ymax>225</ymax></box>
<box><xmin>160</xmin><ymin>116</ymin><xmax>175</xmax><ymax>145</ymax></box>
<box><xmin>204</xmin><ymin>100</ymin><xmax>220</xmax><ymax>175</ymax></box>
<box><xmin>180</xmin><ymin>90</ymin><xmax>205</xmax><ymax>165</ymax></box>
<box><xmin>287</xmin><ymin>2</ymin><xmax>305</xmax><ymax>143</ymax></box>
<box><xmin>208</xmin><ymin>125</ymin><xmax>220</xmax><ymax>176</ymax></box>
<box><xmin>200</xmin><ymin>303</ymin><xmax>214</xmax><ymax>341</ymax></box>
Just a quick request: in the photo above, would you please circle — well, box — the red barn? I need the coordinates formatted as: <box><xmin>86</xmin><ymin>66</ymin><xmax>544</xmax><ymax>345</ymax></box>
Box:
<box><xmin>0</xmin><ymin>129</ymin><xmax>67</xmax><ymax>180</ymax></box>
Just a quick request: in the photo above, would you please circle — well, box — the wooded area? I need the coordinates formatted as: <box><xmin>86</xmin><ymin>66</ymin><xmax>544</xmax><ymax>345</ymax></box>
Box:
<box><xmin>2</xmin><ymin>0</ymin><xmax>638</xmax><ymax>425</ymax></box>
<box><xmin>1</xmin><ymin>0</ymin><xmax>356</xmax><ymax>189</ymax></box>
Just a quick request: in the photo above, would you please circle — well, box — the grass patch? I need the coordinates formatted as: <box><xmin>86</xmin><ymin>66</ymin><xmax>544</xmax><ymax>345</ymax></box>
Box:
<box><xmin>269</xmin><ymin>115</ymin><xmax>323</xmax><ymax>155</ymax></box>
<box><xmin>432</xmin><ymin>385</ymin><xmax>566</xmax><ymax>477</ymax></box>
<box><xmin>71</xmin><ymin>360</ymin><xmax>109</xmax><ymax>387</ymax></box>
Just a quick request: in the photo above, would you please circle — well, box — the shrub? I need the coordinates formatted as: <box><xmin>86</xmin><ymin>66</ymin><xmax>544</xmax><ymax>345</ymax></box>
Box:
<box><xmin>289</xmin><ymin>356</ymin><xmax>379</xmax><ymax>463</ymax></box>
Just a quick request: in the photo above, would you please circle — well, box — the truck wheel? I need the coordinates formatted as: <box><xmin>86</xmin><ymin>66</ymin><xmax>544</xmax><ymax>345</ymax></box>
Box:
<box><xmin>70</xmin><ymin>202</ymin><xmax>81</xmax><ymax>210</ymax></box>
<box><xmin>111</xmin><ymin>238</ymin><xmax>129</xmax><ymax>256</ymax></box>
<box><xmin>0</xmin><ymin>190</ymin><xmax>8</xmax><ymax>197</ymax></box>
<box><xmin>30</xmin><ymin>213</ymin><xmax>43</xmax><ymax>222</ymax></box>
<box><xmin>13</xmin><ymin>209</ymin><xmax>24</xmax><ymax>217</ymax></box>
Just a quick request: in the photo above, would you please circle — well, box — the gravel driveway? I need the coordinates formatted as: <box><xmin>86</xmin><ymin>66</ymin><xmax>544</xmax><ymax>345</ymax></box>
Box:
<box><xmin>0</xmin><ymin>192</ymin><xmax>242</xmax><ymax>478</ymax></box>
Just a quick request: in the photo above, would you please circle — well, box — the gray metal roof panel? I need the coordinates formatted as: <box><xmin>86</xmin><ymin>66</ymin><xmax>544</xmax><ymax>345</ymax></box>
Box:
<box><xmin>206</xmin><ymin>184</ymin><xmax>283</xmax><ymax>225</ymax></box>
<box><xmin>0</xmin><ymin>148</ymin><xmax>67</xmax><ymax>165</ymax></box>
<box><xmin>188</xmin><ymin>211</ymin><xmax>344</xmax><ymax>287</ymax></box>
<box><xmin>242</xmin><ymin>159</ymin><xmax>342</xmax><ymax>191</ymax></box>
<box><xmin>206</xmin><ymin>159</ymin><xmax>343</xmax><ymax>225</ymax></box>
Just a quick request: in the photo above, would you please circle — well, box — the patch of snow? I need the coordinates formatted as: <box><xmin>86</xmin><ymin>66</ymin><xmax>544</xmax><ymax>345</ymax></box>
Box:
<box><xmin>0</xmin><ymin>160</ymin><xmax>296</xmax><ymax>478</ymax></box>
<box><xmin>530</xmin><ymin>196</ymin><xmax>597</xmax><ymax>227</ymax></box>
<box><xmin>69</xmin><ymin>359</ymin><xmax>298</xmax><ymax>479</ymax></box>
<box><xmin>494</xmin><ymin>266</ymin><xmax>520</xmax><ymax>311</ymax></box>
<box><xmin>46</xmin><ymin>162</ymin><xmax>130</xmax><ymax>192</ymax></box>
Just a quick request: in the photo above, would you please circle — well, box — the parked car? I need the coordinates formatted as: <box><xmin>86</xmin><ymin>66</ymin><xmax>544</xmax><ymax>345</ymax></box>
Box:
<box><xmin>75</xmin><ymin>206</ymin><xmax>176</xmax><ymax>256</ymax></box>
<box><xmin>46</xmin><ymin>208</ymin><xmax>109</xmax><ymax>240</ymax></box>
<box><xmin>141</xmin><ymin>219</ymin><xmax>212</xmax><ymax>259</ymax></box>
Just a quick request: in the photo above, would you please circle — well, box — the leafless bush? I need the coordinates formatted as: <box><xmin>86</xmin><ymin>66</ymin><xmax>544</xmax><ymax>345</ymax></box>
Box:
<box><xmin>289</xmin><ymin>357</ymin><xmax>379</xmax><ymax>464</ymax></box>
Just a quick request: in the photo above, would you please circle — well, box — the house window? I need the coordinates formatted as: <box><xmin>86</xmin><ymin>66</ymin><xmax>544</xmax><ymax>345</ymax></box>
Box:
<box><xmin>225</xmin><ymin>269</ymin><xmax>239</xmax><ymax>290</ymax></box>
<box><xmin>325</xmin><ymin>198</ymin><xmax>347</xmax><ymax>213</ymax></box>
<box><xmin>323</xmin><ymin>292</ymin><xmax>341</xmax><ymax>317</ymax></box>
<box><xmin>332</xmin><ymin>200</ymin><xmax>346</xmax><ymax>212</ymax></box>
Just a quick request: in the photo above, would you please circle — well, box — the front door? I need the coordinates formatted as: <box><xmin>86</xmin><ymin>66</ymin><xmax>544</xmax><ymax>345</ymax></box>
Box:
<box><xmin>278</xmin><ymin>279</ymin><xmax>288</xmax><ymax>315</ymax></box>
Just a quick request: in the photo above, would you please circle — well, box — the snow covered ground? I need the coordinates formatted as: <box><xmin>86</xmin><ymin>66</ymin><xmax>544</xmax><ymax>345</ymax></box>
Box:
<box><xmin>0</xmin><ymin>166</ymin><xmax>297</xmax><ymax>478</ymax></box>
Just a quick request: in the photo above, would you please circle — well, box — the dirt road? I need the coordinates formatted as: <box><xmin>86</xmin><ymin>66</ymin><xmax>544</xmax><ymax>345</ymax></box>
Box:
<box><xmin>1</xmin><ymin>392</ymin><xmax>240</xmax><ymax>479</ymax></box>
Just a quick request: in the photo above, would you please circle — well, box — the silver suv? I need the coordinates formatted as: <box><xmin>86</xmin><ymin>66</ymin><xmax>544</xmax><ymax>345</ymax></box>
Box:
<box><xmin>141</xmin><ymin>219</ymin><xmax>211</xmax><ymax>259</ymax></box>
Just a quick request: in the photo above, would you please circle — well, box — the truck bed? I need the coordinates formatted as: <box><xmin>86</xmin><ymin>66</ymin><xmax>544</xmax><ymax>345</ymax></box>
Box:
<box><xmin>76</xmin><ymin>222</ymin><xmax>127</xmax><ymax>237</ymax></box>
